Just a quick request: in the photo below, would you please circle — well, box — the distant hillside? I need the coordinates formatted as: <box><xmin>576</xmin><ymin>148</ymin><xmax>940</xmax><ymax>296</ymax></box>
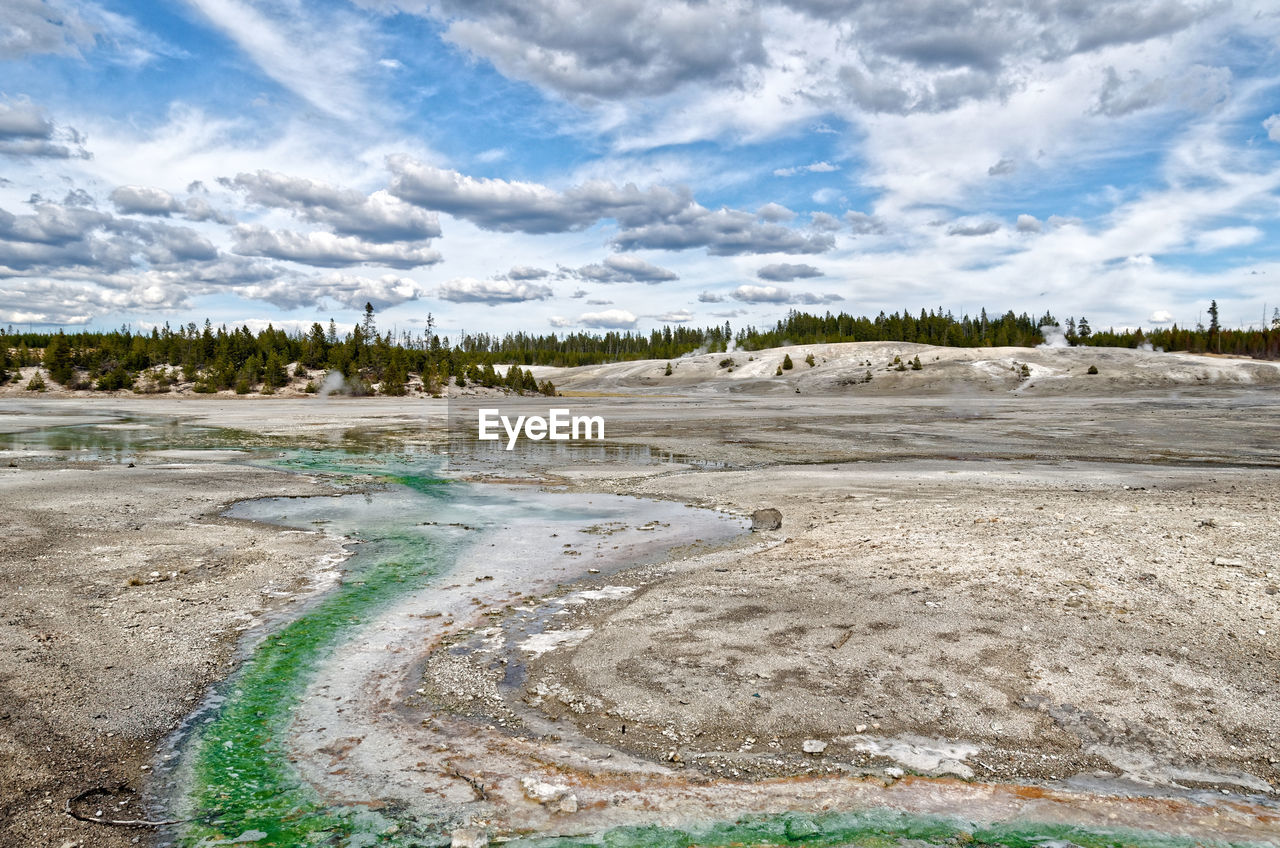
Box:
<box><xmin>531</xmin><ymin>342</ymin><xmax>1280</xmax><ymax>397</ymax></box>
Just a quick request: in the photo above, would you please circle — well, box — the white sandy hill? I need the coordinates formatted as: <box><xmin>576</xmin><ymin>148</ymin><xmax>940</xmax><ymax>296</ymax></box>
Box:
<box><xmin>528</xmin><ymin>342</ymin><xmax>1280</xmax><ymax>396</ymax></box>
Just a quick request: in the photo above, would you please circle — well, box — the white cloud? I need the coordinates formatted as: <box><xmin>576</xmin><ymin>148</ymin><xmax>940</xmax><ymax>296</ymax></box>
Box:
<box><xmin>757</xmin><ymin>262</ymin><xmax>823</xmax><ymax>281</ymax></box>
<box><xmin>731</xmin><ymin>284</ymin><xmax>791</xmax><ymax>303</ymax></box>
<box><xmin>578</xmin><ymin>308</ymin><xmax>638</xmax><ymax>329</ymax></box>
<box><xmin>655</xmin><ymin>309</ymin><xmax>693</xmax><ymax>322</ymax></box>
<box><xmin>110</xmin><ymin>185</ymin><xmax>182</xmax><ymax>215</ymax></box>
<box><xmin>388</xmin><ymin>156</ymin><xmax>834</xmax><ymax>254</ymax></box>
<box><xmin>185</xmin><ymin>0</ymin><xmax>371</xmax><ymax>118</ymax></box>
<box><xmin>1265</xmin><ymin>115</ymin><xmax>1280</xmax><ymax>143</ymax></box>
<box><xmin>228</xmin><ymin>170</ymin><xmax>441</xmax><ymax>241</ymax></box>
<box><xmin>1193</xmin><ymin>226</ymin><xmax>1262</xmax><ymax>253</ymax></box>
<box><xmin>773</xmin><ymin>161</ymin><xmax>839</xmax><ymax>177</ymax></box>
<box><xmin>436</xmin><ymin>277</ymin><xmax>553</xmax><ymax>304</ymax></box>
<box><xmin>1149</xmin><ymin>309</ymin><xmax>1175</xmax><ymax>324</ymax></box>
<box><xmin>232</xmin><ymin>225</ymin><xmax>442</xmax><ymax>268</ymax></box>
<box><xmin>571</xmin><ymin>254</ymin><xmax>678</xmax><ymax>283</ymax></box>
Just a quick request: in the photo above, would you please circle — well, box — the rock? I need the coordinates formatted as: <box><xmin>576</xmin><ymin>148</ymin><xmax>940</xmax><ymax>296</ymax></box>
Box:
<box><xmin>784</xmin><ymin>814</ymin><xmax>821</xmax><ymax>840</ymax></box>
<box><xmin>557</xmin><ymin>793</ymin><xmax>579</xmax><ymax>814</ymax></box>
<box><xmin>802</xmin><ymin>739</ymin><xmax>827</xmax><ymax>754</ymax></box>
<box><xmin>451</xmin><ymin>827</ymin><xmax>489</xmax><ymax>848</ymax></box>
<box><xmin>521</xmin><ymin>776</ymin><xmax>570</xmax><ymax>805</ymax></box>
<box><xmin>885</xmin><ymin>766</ymin><xmax>905</xmax><ymax>778</ymax></box>
<box><xmin>854</xmin><ymin>724</ymin><xmax>867</xmax><ymax>733</ymax></box>
<box><xmin>1213</xmin><ymin>557</ymin><xmax>1245</xmax><ymax>568</ymax></box>
<box><xmin>751</xmin><ymin>508</ymin><xmax>783</xmax><ymax>531</ymax></box>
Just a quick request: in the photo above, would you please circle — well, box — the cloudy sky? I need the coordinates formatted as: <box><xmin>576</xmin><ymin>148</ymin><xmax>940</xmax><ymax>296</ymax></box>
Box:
<box><xmin>3</xmin><ymin>0</ymin><xmax>1280</xmax><ymax>338</ymax></box>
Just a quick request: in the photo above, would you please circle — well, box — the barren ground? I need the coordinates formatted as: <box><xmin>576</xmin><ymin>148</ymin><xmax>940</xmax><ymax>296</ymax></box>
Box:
<box><xmin>1</xmin><ymin>344</ymin><xmax>1277</xmax><ymax>846</ymax></box>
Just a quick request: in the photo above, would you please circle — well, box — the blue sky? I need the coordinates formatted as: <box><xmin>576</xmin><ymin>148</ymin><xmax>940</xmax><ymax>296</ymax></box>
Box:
<box><xmin>2</xmin><ymin>0</ymin><xmax>1280</xmax><ymax>339</ymax></box>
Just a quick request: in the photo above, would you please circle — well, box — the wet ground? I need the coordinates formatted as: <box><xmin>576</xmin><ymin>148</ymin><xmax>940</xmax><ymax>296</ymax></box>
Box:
<box><xmin>1</xmin><ymin>391</ymin><xmax>1278</xmax><ymax>847</ymax></box>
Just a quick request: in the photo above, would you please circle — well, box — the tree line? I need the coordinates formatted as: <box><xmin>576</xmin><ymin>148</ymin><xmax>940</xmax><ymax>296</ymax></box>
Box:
<box><xmin>1</xmin><ymin>302</ymin><xmax>1275</xmax><ymax>394</ymax></box>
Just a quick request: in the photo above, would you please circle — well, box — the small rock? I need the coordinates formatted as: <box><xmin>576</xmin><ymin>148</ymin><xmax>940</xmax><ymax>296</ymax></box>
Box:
<box><xmin>802</xmin><ymin>739</ymin><xmax>827</xmax><ymax>754</ymax></box>
<box><xmin>451</xmin><ymin>827</ymin><xmax>489</xmax><ymax>848</ymax></box>
<box><xmin>750</xmin><ymin>508</ymin><xmax>783</xmax><ymax>531</ymax></box>
<box><xmin>885</xmin><ymin>766</ymin><xmax>905</xmax><ymax>779</ymax></box>
<box><xmin>520</xmin><ymin>776</ymin><xmax>570</xmax><ymax>805</ymax></box>
<box><xmin>784</xmin><ymin>815</ymin><xmax>820</xmax><ymax>840</ymax></box>
<box><xmin>854</xmin><ymin>724</ymin><xmax>867</xmax><ymax>733</ymax></box>
<box><xmin>1213</xmin><ymin>557</ymin><xmax>1245</xmax><ymax>568</ymax></box>
<box><xmin>557</xmin><ymin>793</ymin><xmax>578</xmax><ymax>814</ymax></box>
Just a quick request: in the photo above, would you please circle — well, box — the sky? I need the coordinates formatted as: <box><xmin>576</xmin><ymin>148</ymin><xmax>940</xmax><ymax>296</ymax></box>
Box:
<box><xmin>2</xmin><ymin>0</ymin><xmax>1280</xmax><ymax>340</ymax></box>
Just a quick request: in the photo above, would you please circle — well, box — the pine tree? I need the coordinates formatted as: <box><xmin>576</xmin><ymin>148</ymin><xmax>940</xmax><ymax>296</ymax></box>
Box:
<box><xmin>43</xmin><ymin>332</ymin><xmax>73</xmax><ymax>385</ymax></box>
<box><xmin>262</xmin><ymin>352</ymin><xmax>287</xmax><ymax>389</ymax></box>
<box><xmin>782</xmin><ymin>353</ymin><xmax>793</xmax><ymax>370</ymax></box>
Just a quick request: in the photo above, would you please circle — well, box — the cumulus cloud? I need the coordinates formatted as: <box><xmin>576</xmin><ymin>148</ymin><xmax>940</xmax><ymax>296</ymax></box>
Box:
<box><xmin>757</xmin><ymin>262</ymin><xmax>823</xmax><ymax>281</ymax></box>
<box><xmin>578</xmin><ymin>308</ymin><xmax>638</xmax><ymax>329</ymax></box>
<box><xmin>110</xmin><ymin>185</ymin><xmax>237</xmax><ymax>225</ymax></box>
<box><xmin>397</xmin><ymin>0</ymin><xmax>766</xmax><ymax>100</ymax></box>
<box><xmin>231</xmin><ymin>224</ymin><xmax>442</xmax><ymax>268</ymax></box>
<box><xmin>238</xmin><ymin>272</ymin><xmax>424</xmax><ymax>310</ymax></box>
<box><xmin>801</xmin><ymin>0</ymin><xmax>1216</xmax><ymax>115</ymax></box>
<box><xmin>731</xmin><ymin>284</ymin><xmax>792</xmax><ymax>303</ymax></box>
<box><xmin>228</xmin><ymin>170</ymin><xmax>441</xmax><ymax>242</ymax></box>
<box><xmin>388</xmin><ymin>156</ymin><xmax>833</xmax><ymax>255</ymax></box>
<box><xmin>810</xmin><ymin>211</ymin><xmax>841</xmax><ymax>232</ymax></box>
<box><xmin>731</xmin><ymin>283</ymin><xmax>840</xmax><ymax>304</ymax></box>
<box><xmin>0</xmin><ymin>98</ymin><xmax>52</xmax><ymax>137</ymax></box>
<box><xmin>571</xmin><ymin>254</ymin><xmax>678</xmax><ymax>283</ymax></box>
<box><xmin>1149</xmin><ymin>309</ymin><xmax>1175</xmax><ymax>324</ymax></box>
<box><xmin>110</xmin><ymin>185</ymin><xmax>182</xmax><ymax>216</ymax></box>
<box><xmin>0</xmin><ymin>278</ymin><xmax>181</xmax><ymax>325</ymax></box>
<box><xmin>0</xmin><ymin>202</ymin><xmax>220</xmax><ymax>272</ymax></box>
<box><xmin>756</xmin><ymin>202</ymin><xmax>795</xmax><ymax>222</ymax></box>
<box><xmin>698</xmin><ymin>291</ymin><xmax>725</xmax><ymax>303</ymax></box>
<box><xmin>387</xmin><ymin>155</ymin><xmax>679</xmax><ymax>233</ymax></box>
<box><xmin>613</xmin><ymin>208</ymin><xmax>834</xmax><ymax>255</ymax></box>
<box><xmin>436</xmin><ymin>277</ymin><xmax>553</xmax><ymax>304</ymax></box>
<box><xmin>1264</xmin><ymin>115</ymin><xmax>1280</xmax><ymax>143</ymax></box>
<box><xmin>987</xmin><ymin>157</ymin><xmax>1017</xmax><ymax>176</ymax></box>
<box><xmin>845</xmin><ymin>211</ymin><xmax>887</xmax><ymax>235</ymax></box>
<box><xmin>505</xmin><ymin>265</ymin><xmax>549</xmax><ymax>280</ymax></box>
<box><xmin>0</xmin><ymin>0</ymin><xmax>99</xmax><ymax>59</ymax></box>
<box><xmin>0</xmin><ymin>97</ymin><xmax>90</xmax><ymax>159</ymax></box>
<box><xmin>655</xmin><ymin>309</ymin><xmax>693</xmax><ymax>322</ymax></box>
<box><xmin>792</xmin><ymin>291</ymin><xmax>842</xmax><ymax>304</ymax></box>
<box><xmin>1016</xmin><ymin>214</ymin><xmax>1042</xmax><ymax>233</ymax></box>
<box><xmin>947</xmin><ymin>220</ymin><xmax>1001</xmax><ymax>237</ymax></box>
